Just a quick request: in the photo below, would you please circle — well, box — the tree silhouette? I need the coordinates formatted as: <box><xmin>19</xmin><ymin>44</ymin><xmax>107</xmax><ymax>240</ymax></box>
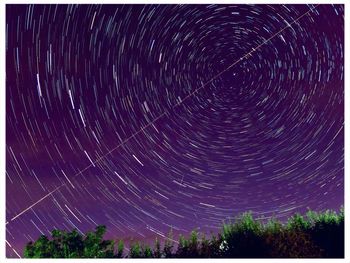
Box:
<box><xmin>163</xmin><ymin>228</ymin><xmax>174</xmax><ymax>258</ymax></box>
<box><xmin>153</xmin><ymin>238</ymin><xmax>162</xmax><ymax>258</ymax></box>
<box><xmin>221</xmin><ymin>212</ymin><xmax>268</xmax><ymax>258</ymax></box>
<box><xmin>24</xmin><ymin>225</ymin><xmax>114</xmax><ymax>258</ymax></box>
<box><xmin>116</xmin><ymin>240</ymin><xmax>124</xmax><ymax>258</ymax></box>
<box><xmin>129</xmin><ymin>242</ymin><xmax>141</xmax><ymax>258</ymax></box>
<box><xmin>23</xmin><ymin>208</ymin><xmax>344</xmax><ymax>258</ymax></box>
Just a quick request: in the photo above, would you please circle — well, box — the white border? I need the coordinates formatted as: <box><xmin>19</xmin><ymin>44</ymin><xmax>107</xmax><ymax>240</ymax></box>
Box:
<box><xmin>1</xmin><ymin>0</ymin><xmax>348</xmax><ymax>262</ymax></box>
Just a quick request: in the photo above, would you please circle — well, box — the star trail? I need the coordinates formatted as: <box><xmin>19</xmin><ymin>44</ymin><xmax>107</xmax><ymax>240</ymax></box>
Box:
<box><xmin>6</xmin><ymin>4</ymin><xmax>344</xmax><ymax>257</ymax></box>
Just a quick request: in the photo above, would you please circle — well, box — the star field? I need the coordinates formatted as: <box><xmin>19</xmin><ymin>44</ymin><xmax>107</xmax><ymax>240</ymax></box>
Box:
<box><xmin>6</xmin><ymin>4</ymin><xmax>344</xmax><ymax>257</ymax></box>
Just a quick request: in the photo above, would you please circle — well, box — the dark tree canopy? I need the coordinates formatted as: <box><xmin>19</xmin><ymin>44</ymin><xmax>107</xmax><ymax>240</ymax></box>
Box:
<box><xmin>24</xmin><ymin>225</ymin><xmax>122</xmax><ymax>258</ymax></box>
<box><xmin>24</xmin><ymin>207</ymin><xmax>344</xmax><ymax>258</ymax></box>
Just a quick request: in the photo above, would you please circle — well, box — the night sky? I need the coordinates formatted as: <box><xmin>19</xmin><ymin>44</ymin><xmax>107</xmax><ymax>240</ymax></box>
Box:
<box><xmin>6</xmin><ymin>4</ymin><xmax>344</xmax><ymax>257</ymax></box>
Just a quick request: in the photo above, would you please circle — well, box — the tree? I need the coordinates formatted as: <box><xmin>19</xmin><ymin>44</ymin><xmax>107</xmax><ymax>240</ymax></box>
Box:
<box><xmin>221</xmin><ymin>212</ymin><xmax>268</xmax><ymax>258</ymax></box>
<box><xmin>116</xmin><ymin>240</ymin><xmax>124</xmax><ymax>258</ymax></box>
<box><xmin>50</xmin><ymin>230</ymin><xmax>65</xmax><ymax>258</ymax></box>
<box><xmin>199</xmin><ymin>233</ymin><xmax>210</xmax><ymax>257</ymax></box>
<box><xmin>176</xmin><ymin>234</ymin><xmax>189</xmax><ymax>257</ymax></box>
<box><xmin>24</xmin><ymin>225</ymin><xmax>114</xmax><ymax>258</ymax></box>
<box><xmin>129</xmin><ymin>242</ymin><xmax>141</xmax><ymax>258</ymax></box>
<box><xmin>84</xmin><ymin>226</ymin><xmax>105</xmax><ymax>257</ymax></box>
<box><xmin>142</xmin><ymin>245</ymin><xmax>153</xmax><ymax>258</ymax></box>
<box><xmin>83</xmin><ymin>225</ymin><xmax>114</xmax><ymax>258</ymax></box>
<box><xmin>306</xmin><ymin>208</ymin><xmax>344</xmax><ymax>258</ymax></box>
<box><xmin>153</xmin><ymin>238</ymin><xmax>162</xmax><ymax>258</ymax></box>
<box><xmin>65</xmin><ymin>229</ymin><xmax>84</xmax><ymax>257</ymax></box>
<box><xmin>23</xmin><ymin>208</ymin><xmax>344</xmax><ymax>258</ymax></box>
<box><xmin>265</xmin><ymin>229</ymin><xmax>322</xmax><ymax>257</ymax></box>
<box><xmin>27</xmin><ymin>235</ymin><xmax>51</xmax><ymax>258</ymax></box>
<box><xmin>23</xmin><ymin>242</ymin><xmax>35</xmax><ymax>258</ymax></box>
<box><xmin>163</xmin><ymin>228</ymin><xmax>174</xmax><ymax>258</ymax></box>
<box><xmin>188</xmin><ymin>230</ymin><xmax>199</xmax><ymax>257</ymax></box>
<box><xmin>287</xmin><ymin>213</ymin><xmax>310</xmax><ymax>232</ymax></box>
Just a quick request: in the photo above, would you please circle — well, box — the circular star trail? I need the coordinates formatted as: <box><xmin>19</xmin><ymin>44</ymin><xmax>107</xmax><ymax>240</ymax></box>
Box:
<box><xmin>6</xmin><ymin>4</ymin><xmax>344</xmax><ymax>257</ymax></box>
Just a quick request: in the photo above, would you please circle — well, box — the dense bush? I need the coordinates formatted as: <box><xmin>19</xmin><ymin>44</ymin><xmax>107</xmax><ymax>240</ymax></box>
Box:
<box><xmin>24</xmin><ymin>207</ymin><xmax>344</xmax><ymax>258</ymax></box>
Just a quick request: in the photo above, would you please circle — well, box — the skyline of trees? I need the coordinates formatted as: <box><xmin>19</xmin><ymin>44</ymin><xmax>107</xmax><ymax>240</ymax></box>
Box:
<box><xmin>24</xmin><ymin>207</ymin><xmax>344</xmax><ymax>258</ymax></box>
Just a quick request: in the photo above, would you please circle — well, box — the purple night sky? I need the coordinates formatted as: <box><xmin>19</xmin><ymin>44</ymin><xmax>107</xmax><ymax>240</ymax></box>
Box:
<box><xmin>6</xmin><ymin>4</ymin><xmax>343</xmax><ymax>257</ymax></box>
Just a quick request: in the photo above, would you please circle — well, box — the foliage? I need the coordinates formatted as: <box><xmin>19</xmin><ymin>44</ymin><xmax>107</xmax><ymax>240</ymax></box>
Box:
<box><xmin>305</xmin><ymin>207</ymin><xmax>344</xmax><ymax>258</ymax></box>
<box><xmin>265</xmin><ymin>229</ymin><xmax>322</xmax><ymax>257</ymax></box>
<box><xmin>142</xmin><ymin>245</ymin><xmax>153</xmax><ymax>258</ymax></box>
<box><xmin>221</xmin><ymin>212</ymin><xmax>268</xmax><ymax>257</ymax></box>
<box><xmin>24</xmin><ymin>207</ymin><xmax>344</xmax><ymax>258</ymax></box>
<box><xmin>116</xmin><ymin>240</ymin><xmax>124</xmax><ymax>258</ymax></box>
<box><xmin>163</xmin><ymin>228</ymin><xmax>174</xmax><ymax>258</ymax></box>
<box><xmin>24</xmin><ymin>225</ymin><xmax>117</xmax><ymax>258</ymax></box>
<box><xmin>153</xmin><ymin>238</ymin><xmax>161</xmax><ymax>258</ymax></box>
<box><xmin>129</xmin><ymin>242</ymin><xmax>141</xmax><ymax>258</ymax></box>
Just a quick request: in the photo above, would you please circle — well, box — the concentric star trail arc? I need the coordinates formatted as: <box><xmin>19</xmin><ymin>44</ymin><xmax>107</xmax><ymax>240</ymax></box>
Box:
<box><xmin>7</xmin><ymin>4</ymin><xmax>319</xmax><ymax>226</ymax></box>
